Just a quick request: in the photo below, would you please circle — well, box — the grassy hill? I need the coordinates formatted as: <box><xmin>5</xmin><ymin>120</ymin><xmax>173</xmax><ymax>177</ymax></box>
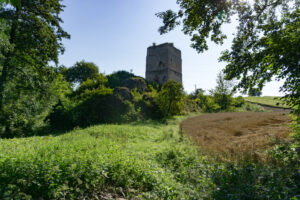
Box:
<box><xmin>244</xmin><ymin>96</ymin><xmax>290</xmax><ymax>108</ymax></box>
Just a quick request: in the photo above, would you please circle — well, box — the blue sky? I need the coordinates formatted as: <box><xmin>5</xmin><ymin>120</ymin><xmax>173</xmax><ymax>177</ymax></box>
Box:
<box><xmin>59</xmin><ymin>0</ymin><xmax>284</xmax><ymax>95</ymax></box>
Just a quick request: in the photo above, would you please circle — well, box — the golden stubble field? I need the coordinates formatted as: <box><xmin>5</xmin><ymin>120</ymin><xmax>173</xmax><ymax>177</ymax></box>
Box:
<box><xmin>181</xmin><ymin>112</ymin><xmax>292</xmax><ymax>160</ymax></box>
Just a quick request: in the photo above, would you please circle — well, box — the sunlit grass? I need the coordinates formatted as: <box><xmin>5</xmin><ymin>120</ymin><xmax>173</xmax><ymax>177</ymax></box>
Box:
<box><xmin>245</xmin><ymin>96</ymin><xmax>290</xmax><ymax>108</ymax></box>
<box><xmin>0</xmin><ymin>115</ymin><xmax>212</xmax><ymax>199</ymax></box>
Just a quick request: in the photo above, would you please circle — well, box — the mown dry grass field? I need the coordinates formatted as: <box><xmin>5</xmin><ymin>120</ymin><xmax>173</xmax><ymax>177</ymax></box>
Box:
<box><xmin>181</xmin><ymin>112</ymin><xmax>292</xmax><ymax>160</ymax></box>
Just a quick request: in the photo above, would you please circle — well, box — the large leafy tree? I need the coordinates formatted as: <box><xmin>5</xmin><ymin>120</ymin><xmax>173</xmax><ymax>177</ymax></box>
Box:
<box><xmin>157</xmin><ymin>0</ymin><xmax>300</xmax><ymax>113</ymax></box>
<box><xmin>64</xmin><ymin>60</ymin><xmax>100</xmax><ymax>86</ymax></box>
<box><xmin>0</xmin><ymin>0</ymin><xmax>70</xmax><ymax>137</ymax></box>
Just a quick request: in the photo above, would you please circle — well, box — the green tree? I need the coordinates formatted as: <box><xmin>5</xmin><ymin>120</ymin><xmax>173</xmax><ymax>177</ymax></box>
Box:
<box><xmin>0</xmin><ymin>0</ymin><xmax>20</xmax><ymax>8</ymax></box>
<box><xmin>157</xmin><ymin>0</ymin><xmax>300</xmax><ymax>113</ymax></box>
<box><xmin>107</xmin><ymin>70</ymin><xmax>135</xmax><ymax>88</ymax></box>
<box><xmin>210</xmin><ymin>72</ymin><xmax>235</xmax><ymax>110</ymax></box>
<box><xmin>65</xmin><ymin>61</ymin><xmax>100</xmax><ymax>86</ymax></box>
<box><xmin>0</xmin><ymin>0</ymin><xmax>70</xmax><ymax>137</ymax></box>
<box><xmin>156</xmin><ymin>80</ymin><xmax>184</xmax><ymax>117</ymax></box>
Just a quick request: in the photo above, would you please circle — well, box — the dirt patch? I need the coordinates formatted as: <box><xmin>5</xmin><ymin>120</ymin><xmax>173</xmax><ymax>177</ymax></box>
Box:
<box><xmin>181</xmin><ymin>112</ymin><xmax>292</xmax><ymax>160</ymax></box>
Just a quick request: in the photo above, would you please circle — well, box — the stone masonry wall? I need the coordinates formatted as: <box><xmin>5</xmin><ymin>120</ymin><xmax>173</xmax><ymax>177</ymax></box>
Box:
<box><xmin>146</xmin><ymin>43</ymin><xmax>182</xmax><ymax>84</ymax></box>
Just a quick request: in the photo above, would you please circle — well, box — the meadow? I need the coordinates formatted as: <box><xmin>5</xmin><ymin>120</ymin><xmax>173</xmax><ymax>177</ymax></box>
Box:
<box><xmin>0</xmin><ymin>113</ymin><xmax>299</xmax><ymax>199</ymax></box>
<box><xmin>0</xmin><ymin>116</ymin><xmax>213</xmax><ymax>199</ymax></box>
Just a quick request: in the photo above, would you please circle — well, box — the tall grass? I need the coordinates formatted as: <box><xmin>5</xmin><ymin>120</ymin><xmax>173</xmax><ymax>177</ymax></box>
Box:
<box><xmin>0</xmin><ymin>117</ymin><xmax>212</xmax><ymax>199</ymax></box>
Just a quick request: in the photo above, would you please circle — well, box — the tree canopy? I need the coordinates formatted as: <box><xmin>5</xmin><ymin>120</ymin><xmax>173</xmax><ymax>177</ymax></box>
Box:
<box><xmin>157</xmin><ymin>0</ymin><xmax>300</xmax><ymax>113</ymax></box>
<box><xmin>65</xmin><ymin>61</ymin><xmax>100</xmax><ymax>85</ymax></box>
<box><xmin>0</xmin><ymin>0</ymin><xmax>70</xmax><ymax>137</ymax></box>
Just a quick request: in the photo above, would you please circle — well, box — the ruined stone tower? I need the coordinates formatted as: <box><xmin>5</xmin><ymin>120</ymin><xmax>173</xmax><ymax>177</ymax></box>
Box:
<box><xmin>146</xmin><ymin>43</ymin><xmax>182</xmax><ymax>84</ymax></box>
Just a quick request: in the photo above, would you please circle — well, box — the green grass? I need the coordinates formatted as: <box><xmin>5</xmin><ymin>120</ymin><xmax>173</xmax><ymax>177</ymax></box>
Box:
<box><xmin>0</xmin><ymin>115</ymin><xmax>299</xmax><ymax>199</ymax></box>
<box><xmin>244</xmin><ymin>96</ymin><xmax>290</xmax><ymax>108</ymax></box>
<box><xmin>0</xmin><ymin>116</ymin><xmax>213</xmax><ymax>199</ymax></box>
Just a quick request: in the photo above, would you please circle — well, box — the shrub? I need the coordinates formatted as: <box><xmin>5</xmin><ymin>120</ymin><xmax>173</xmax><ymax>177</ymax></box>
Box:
<box><xmin>243</xmin><ymin>102</ymin><xmax>265</xmax><ymax>112</ymax></box>
<box><xmin>136</xmin><ymin>94</ymin><xmax>164</xmax><ymax>120</ymax></box>
<box><xmin>71</xmin><ymin>88</ymin><xmax>138</xmax><ymax>127</ymax></box>
<box><xmin>156</xmin><ymin>81</ymin><xmax>184</xmax><ymax>117</ymax></box>
<box><xmin>107</xmin><ymin>71</ymin><xmax>135</xmax><ymax>89</ymax></box>
<box><xmin>233</xmin><ymin>96</ymin><xmax>245</xmax><ymax>107</ymax></box>
<box><xmin>65</xmin><ymin>60</ymin><xmax>100</xmax><ymax>85</ymax></box>
<box><xmin>212</xmin><ymin>93</ymin><xmax>234</xmax><ymax>110</ymax></box>
<box><xmin>0</xmin><ymin>73</ymin><xmax>71</xmax><ymax>138</ymax></box>
<box><xmin>196</xmin><ymin>92</ymin><xmax>220</xmax><ymax>113</ymax></box>
<box><xmin>182</xmin><ymin>98</ymin><xmax>201</xmax><ymax>114</ymax></box>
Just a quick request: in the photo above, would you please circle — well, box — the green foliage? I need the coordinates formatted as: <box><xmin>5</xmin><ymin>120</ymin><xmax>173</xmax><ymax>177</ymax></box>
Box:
<box><xmin>134</xmin><ymin>93</ymin><xmax>164</xmax><ymax>120</ymax></box>
<box><xmin>209</xmin><ymin>72</ymin><xmax>235</xmax><ymax>110</ymax></box>
<box><xmin>0</xmin><ymin>70</ymin><xmax>71</xmax><ymax>138</ymax></box>
<box><xmin>107</xmin><ymin>70</ymin><xmax>135</xmax><ymax>89</ymax></box>
<box><xmin>242</xmin><ymin>103</ymin><xmax>265</xmax><ymax>112</ymax></box>
<box><xmin>220</xmin><ymin>2</ymin><xmax>300</xmax><ymax>114</ymax></box>
<box><xmin>48</xmin><ymin>71</ymin><xmax>165</xmax><ymax>130</ymax></box>
<box><xmin>65</xmin><ymin>61</ymin><xmax>100</xmax><ymax>86</ymax></box>
<box><xmin>248</xmin><ymin>88</ymin><xmax>262</xmax><ymax>97</ymax></box>
<box><xmin>233</xmin><ymin>96</ymin><xmax>245</xmax><ymax>107</ymax></box>
<box><xmin>189</xmin><ymin>88</ymin><xmax>206</xmax><ymax>99</ymax></box>
<box><xmin>158</xmin><ymin>0</ymin><xmax>300</xmax><ymax>115</ymax></box>
<box><xmin>72</xmin><ymin>88</ymin><xmax>138</xmax><ymax>127</ymax></box>
<box><xmin>0</xmin><ymin>117</ymin><xmax>213</xmax><ymax>199</ymax></box>
<box><xmin>195</xmin><ymin>92</ymin><xmax>220</xmax><ymax>113</ymax></box>
<box><xmin>0</xmin><ymin>0</ymin><xmax>70</xmax><ymax>137</ymax></box>
<box><xmin>156</xmin><ymin>80</ymin><xmax>184</xmax><ymax>117</ymax></box>
<box><xmin>157</xmin><ymin>0</ymin><xmax>231</xmax><ymax>52</ymax></box>
<box><xmin>0</xmin><ymin>0</ymin><xmax>20</xmax><ymax>8</ymax></box>
<box><xmin>73</xmin><ymin>74</ymin><xmax>108</xmax><ymax>97</ymax></box>
<box><xmin>1</xmin><ymin>115</ymin><xmax>298</xmax><ymax>199</ymax></box>
<box><xmin>182</xmin><ymin>97</ymin><xmax>201</xmax><ymax>114</ymax></box>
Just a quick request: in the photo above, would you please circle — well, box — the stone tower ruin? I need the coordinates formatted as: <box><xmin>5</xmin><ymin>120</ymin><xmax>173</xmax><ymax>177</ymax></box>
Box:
<box><xmin>146</xmin><ymin>43</ymin><xmax>182</xmax><ymax>84</ymax></box>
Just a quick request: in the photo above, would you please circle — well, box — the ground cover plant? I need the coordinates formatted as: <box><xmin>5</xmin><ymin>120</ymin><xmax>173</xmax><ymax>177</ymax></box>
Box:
<box><xmin>0</xmin><ymin>116</ymin><xmax>214</xmax><ymax>199</ymax></box>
